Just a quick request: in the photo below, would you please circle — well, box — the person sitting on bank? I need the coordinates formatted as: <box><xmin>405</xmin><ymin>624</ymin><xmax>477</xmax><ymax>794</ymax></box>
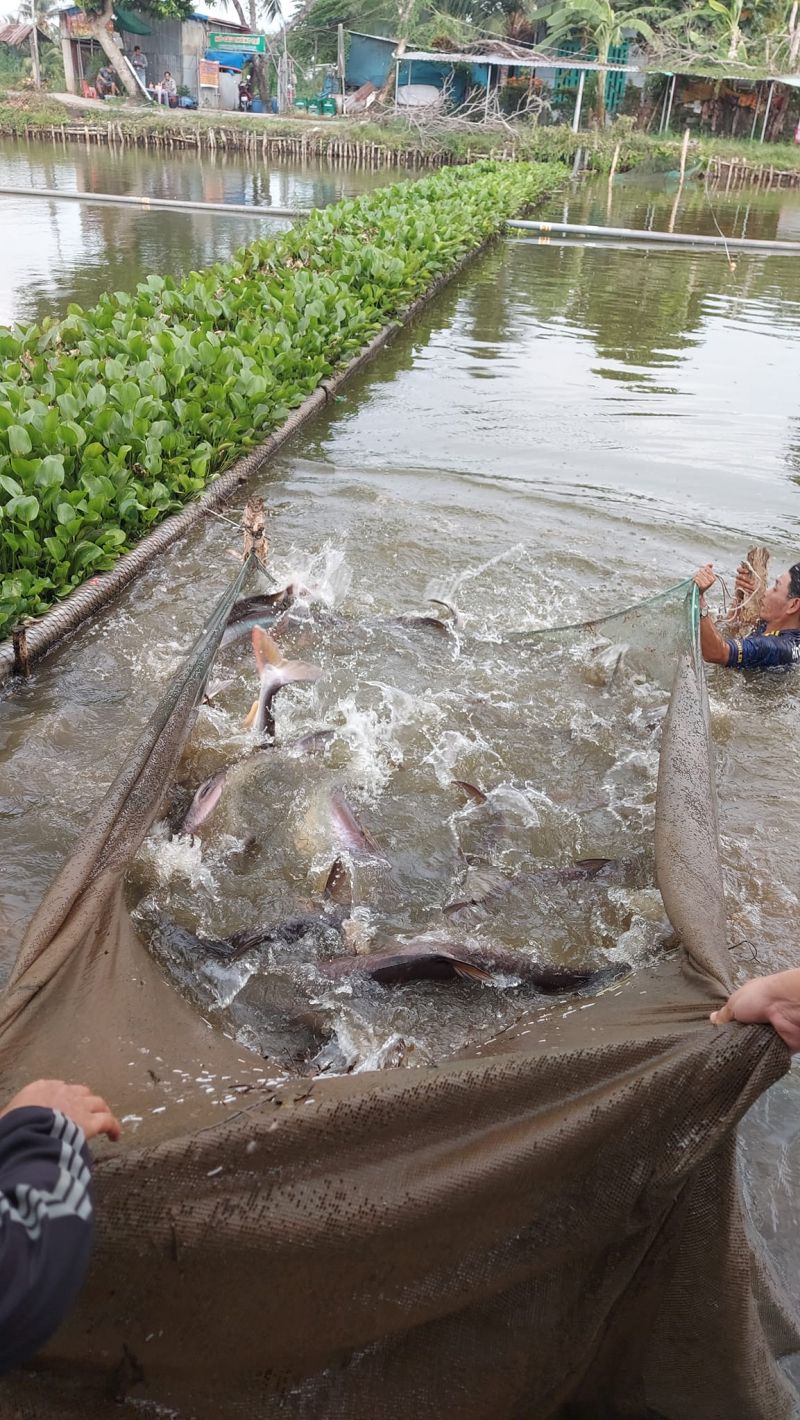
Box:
<box><xmin>95</xmin><ymin>65</ymin><xmax>118</xmax><ymax>100</ymax></box>
<box><xmin>693</xmin><ymin>561</ymin><xmax>800</xmax><ymax>669</ymax></box>
<box><xmin>157</xmin><ymin>70</ymin><xmax>177</xmax><ymax>104</ymax></box>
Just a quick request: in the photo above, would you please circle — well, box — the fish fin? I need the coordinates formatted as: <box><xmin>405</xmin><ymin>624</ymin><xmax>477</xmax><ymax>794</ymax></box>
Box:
<box><xmin>398</xmin><ymin>614</ymin><xmax>447</xmax><ymax>632</ymax></box>
<box><xmin>450</xmin><ymin>959</ymin><xmax>493</xmax><ymax>982</ymax></box>
<box><xmin>452</xmin><ymin>779</ymin><xmax>487</xmax><ymax>805</ymax></box>
<box><xmin>443</xmin><ymin>901</ymin><xmax>470</xmax><ymax>917</ymax></box>
<box><xmin>574</xmin><ymin>857</ymin><xmax>614</xmax><ymax>874</ymax></box>
<box><xmin>280</xmin><ymin>659</ymin><xmax>322</xmax><ymax>687</ymax></box>
<box><xmin>324</xmin><ymin>857</ymin><xmax>352</xmax><ymax>906</ymax></box>
<box><xmin>243</xmin><ymin>700</ymin><xmax>259</xmax><ymax>729</ymax></box>
<box><xmin>291</xmin><ymin>729</ymin><xmax>335</xmax><ymax>757</ymax></box>
<box><xmin>445</xmin><ymin>865</ymin><xmax>505</xmax><ymax>914</ymax></box>
<box><xmin>329</xmin><ymin>790</ymin><xmax>382</xmax><ymax>857</ymax></box>
<box><xmin>429</xmin><ymin>598</ymin><xmax>462</xmax><ymax>626</ymax></box>
<box><xmin>252</xmin><ymin>626</ymin><xmax>284</xmax><ymax>672</ymax></box>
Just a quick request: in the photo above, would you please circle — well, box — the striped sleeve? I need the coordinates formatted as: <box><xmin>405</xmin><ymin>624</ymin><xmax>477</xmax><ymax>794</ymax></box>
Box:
<box><xmin>726</xmin><ymin>634</ymin><xmax>800</xmax><ymax>670</ymax></box>
<box><xmin>0</xmin><ymin>1106</ymin><xmax>94</xmax><ymax>1373</ymax></box>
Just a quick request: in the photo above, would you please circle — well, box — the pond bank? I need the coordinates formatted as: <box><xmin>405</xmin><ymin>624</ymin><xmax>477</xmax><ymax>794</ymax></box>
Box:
<box><xmin>4</xmin><ymin>94</ymin><xmax>800</xmax><ymax>180</ymax></box>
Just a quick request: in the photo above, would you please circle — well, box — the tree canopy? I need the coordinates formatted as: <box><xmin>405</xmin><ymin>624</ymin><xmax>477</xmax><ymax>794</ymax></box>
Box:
<box><xmin>288</xmin><ymin>0</ymin><xmax>800</xmax><ymax>75</ymax></box>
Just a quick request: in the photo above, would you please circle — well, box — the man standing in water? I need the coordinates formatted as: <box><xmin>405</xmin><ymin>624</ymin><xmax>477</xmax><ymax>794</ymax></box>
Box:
<box><xmin>693</xmin><ymin>562</ymin><xmax>800</xmax><ymax>668</ymax></box>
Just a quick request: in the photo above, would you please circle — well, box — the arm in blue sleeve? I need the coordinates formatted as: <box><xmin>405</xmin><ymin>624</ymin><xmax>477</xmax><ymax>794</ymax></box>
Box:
<box><xmin>726</xmin><ymin>634</ymin><xmax>799</xmax><ymax>670</ymax></box>
<box><xmin>0</xmin><ymin>1106</ymin><xmax>94</xmax><ymax>1373</ymax></box>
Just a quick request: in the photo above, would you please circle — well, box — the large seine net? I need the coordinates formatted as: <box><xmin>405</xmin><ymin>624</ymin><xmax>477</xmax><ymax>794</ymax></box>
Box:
<box><xmin>0</xmin><ymin>561</ymin><xmax>797</xmax><ymax>1420</ymax></box>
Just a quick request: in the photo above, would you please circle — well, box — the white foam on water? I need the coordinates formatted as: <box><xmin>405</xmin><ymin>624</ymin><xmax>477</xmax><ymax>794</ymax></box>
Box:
<box><xmin>486</xmin><ymin>782</ymin><xmax>544</xmax><ymax>829</ymax></box>
<box><xmin>421</xmin><ymin>728</ymin><xmax>495</xmax><ymax>788</ymax></box>
<box><xmin>334</xmin><ymin>682</ymin><xmax>443</xmax><ymax>798</ymax></box>
<box><xmin>138</xmin><ymin>823</ymin><xmax>217</xmax><ymax>892</ymax></box>
<box><xmin>271</xmin><ymin>541</ymin><xmax>353</xmax><ymax>607</ymax></box>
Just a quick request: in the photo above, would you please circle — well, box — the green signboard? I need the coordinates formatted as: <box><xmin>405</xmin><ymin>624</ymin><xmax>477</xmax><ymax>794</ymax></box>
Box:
<box><xmin>209</xmin><ymin>31</ymin><xmax>265</xmax><ymax>52</ymax></box>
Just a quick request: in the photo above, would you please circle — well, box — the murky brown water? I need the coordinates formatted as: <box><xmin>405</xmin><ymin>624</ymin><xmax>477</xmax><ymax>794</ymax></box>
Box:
<box><xmin>2</xmin><ymin>157</ymin><xmax>800</xmax><ymax>1318</ymax></box>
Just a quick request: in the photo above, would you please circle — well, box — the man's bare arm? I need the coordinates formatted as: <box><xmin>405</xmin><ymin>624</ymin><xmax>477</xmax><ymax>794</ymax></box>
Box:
<box><xmin>693</xmin><ymin>564</ymin><xmax>732</xmax><ymax>666</ymax></box>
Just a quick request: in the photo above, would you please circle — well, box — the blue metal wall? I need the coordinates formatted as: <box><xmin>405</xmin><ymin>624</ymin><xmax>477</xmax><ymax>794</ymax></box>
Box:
<box><xmin>346</xmin><ymin>32</ymin><xmax>395</xmax><ymax>88</ymax></box>
<box><xmin>346</xmin><ymin>33</ymin><xmax>490</xmax><ymax>102</ymax></box>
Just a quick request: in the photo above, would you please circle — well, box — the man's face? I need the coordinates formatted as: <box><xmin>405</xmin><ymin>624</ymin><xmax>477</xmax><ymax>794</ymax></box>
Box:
<box><xmin>762</xmin><ymin>570</ymin><xmax>800</xmax><ymax>622</ymax></box>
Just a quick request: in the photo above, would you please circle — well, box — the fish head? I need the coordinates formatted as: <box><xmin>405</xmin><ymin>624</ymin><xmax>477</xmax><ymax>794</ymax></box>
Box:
<box><xmin>180</xmin><ymin>770</ymin><xmax>227</xmax><ymax>834</ymax></box>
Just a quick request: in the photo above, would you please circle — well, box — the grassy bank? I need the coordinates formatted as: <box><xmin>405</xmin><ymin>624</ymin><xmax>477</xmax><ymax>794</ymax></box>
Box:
<box><xmin>3</xmin><ymin>91</ymin><xmax>800</xmax><ymax>175</ymax></box>
<box><xmin>0</xmin><ymin>159</ymin><xmax>561</xmax><ymax>638</ymax></box>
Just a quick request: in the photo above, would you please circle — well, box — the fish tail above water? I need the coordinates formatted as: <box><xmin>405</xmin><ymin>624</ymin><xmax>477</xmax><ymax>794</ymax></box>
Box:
<box><xmin>247</xmin><ymin>627</ymin><xmax>322</xmax><ymax>737</ymax></box>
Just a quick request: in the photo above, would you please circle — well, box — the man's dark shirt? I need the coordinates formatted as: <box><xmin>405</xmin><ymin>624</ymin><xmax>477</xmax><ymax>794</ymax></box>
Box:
<box><xmin>726</xmin><ymin>622</ymin><xmax>800</xmax><ymax>670</ymax></box>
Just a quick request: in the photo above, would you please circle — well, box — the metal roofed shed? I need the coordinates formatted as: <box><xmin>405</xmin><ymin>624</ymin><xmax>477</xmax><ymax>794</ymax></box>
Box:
<box><xmin>393</xmin><ymin>45</ymin><xmax>639</xmax><ymax>127</ymax></box>
<box><xmin>0</xmin><ymin>19</ymin><xmax>51</xmax><ymax>89</ymax></box>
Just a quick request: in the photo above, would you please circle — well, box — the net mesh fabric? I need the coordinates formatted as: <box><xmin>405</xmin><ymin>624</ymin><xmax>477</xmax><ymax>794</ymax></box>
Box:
<box><xmin>0</xmin><ymin>571</ymin><xmax>797</xmax><ymax>1419</ymax></box>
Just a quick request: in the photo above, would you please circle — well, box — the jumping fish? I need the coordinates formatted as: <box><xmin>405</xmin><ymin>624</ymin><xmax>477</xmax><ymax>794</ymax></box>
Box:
<box><xmin>319</xmin><ymin>935</ymin><xmax>627</xmax><ymax>992</ymax></box>
<box><xmin>177</xmin><ymin>729</ymin><xmax>333</xmax><ymax>838</ymax></box>
<box><xmin>220</xmin><ymin>587</ymin><xmax>300</xmax><ymax>649</ymax></box>
<box><xmin>244</xmin><ymin>628</ymin><xmax>322</xmax><ymax>738</ymax></box>
<box><xmin>179</xmin><ymin>770</ymin><xmax>228</xmax><ymax>835</ymax></box>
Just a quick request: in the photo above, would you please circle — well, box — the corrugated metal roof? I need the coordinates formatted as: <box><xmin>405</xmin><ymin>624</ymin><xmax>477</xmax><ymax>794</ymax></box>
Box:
<box><xmin>398</xmin><ymin>45</ymin><xmax>800</xmax><ymax>86</ymax></box>
<box><xmin>0</xmin><ymin>20</ymin><xmax>37</xmax><ymax>46</ymax></box>
<box><xmin>401</xmin><ymin>48</ymin><xmax>639</xmax><ymax>74</ymax></box>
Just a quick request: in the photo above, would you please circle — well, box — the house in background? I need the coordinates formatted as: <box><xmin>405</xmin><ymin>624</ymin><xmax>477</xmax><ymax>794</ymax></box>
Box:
<box><xmin>57</xmin><ymin>5</ymin><xmax>248</xmax><ymax>107</ymax></box>
<box><xmin>343</xmin><ymin>29</ymin><xmax>637</xmax><ymax>116</ymax></box>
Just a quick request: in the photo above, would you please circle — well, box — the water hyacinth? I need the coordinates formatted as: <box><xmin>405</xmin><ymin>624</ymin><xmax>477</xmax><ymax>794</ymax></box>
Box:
<box><xmin>0</xmin><ymin>160</ymin><xmax>561</xmax><ymax>638</ymax></box>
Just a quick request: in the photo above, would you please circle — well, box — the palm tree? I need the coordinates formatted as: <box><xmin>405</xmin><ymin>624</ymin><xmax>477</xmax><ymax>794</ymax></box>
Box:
<box><xmin>537</xmin><ymin>0</ymin><xmax>663</xmax><ymax>126</ymax></box>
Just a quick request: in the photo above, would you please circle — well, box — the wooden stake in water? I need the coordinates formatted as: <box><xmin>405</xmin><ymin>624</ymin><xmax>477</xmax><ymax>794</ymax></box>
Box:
<box><xmin>678</xmin><ymin>127</ymin><xmax>690</xmax><ymax>186</ymax></box>
<box><xmin>668</xmin><ymin>129</ymin><xmax>692</xmax><ymax>234</ymax></box>
<box><xmin>607</xmin><ymin>143</ymin><xmax>620</xmax><ymax>218</ymax></box>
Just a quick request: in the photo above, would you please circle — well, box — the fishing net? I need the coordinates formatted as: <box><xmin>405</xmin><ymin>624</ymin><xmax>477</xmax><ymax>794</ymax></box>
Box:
<box><xmin>0</xmin><ymin>563</ymin><xmax>797</xmax><ymax>1419</ymax></box>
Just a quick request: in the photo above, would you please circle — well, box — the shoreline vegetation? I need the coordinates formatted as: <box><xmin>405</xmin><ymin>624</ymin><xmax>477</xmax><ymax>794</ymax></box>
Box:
<box><xmin>3</xmin><ymin>93</ymin><xmax>800</xmax><ymax>177</ymax></box>
<box><xmin>0</xmin><ymin>159</ymin><xmax>561</xmax><ymax>641</ymax></box>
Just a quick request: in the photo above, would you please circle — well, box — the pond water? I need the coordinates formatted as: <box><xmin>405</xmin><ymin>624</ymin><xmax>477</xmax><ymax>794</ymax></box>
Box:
<box><xmin>2</xmin><ymin>153</ymin><xmax>800</xmax><ymax>1315</ymax></box>
<box><xmin>0</xmin><ymin>135</ymin><xmax>396</xmax><ymax>327</ymax></box>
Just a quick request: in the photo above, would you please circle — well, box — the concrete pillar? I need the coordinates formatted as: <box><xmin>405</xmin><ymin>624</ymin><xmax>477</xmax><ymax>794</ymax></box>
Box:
<box><xmin>61</xmin><ymin>33</ymin><xmax>77</xmax><ymax>94</ymax></box>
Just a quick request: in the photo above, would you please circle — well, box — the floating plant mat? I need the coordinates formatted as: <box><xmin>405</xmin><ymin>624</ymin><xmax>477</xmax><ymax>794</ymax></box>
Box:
<box><xmin>0</xmin><ymin>557</ymin><xmax>797</xmax><ymax>1419</ymax></box>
